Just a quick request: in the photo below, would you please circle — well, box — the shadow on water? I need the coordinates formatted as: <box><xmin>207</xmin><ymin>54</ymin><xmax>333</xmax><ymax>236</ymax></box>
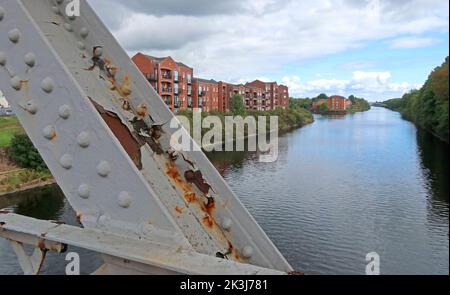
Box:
<box><xmin>417</xmin><ymin>129</ymin><xmax>449</xmax><ymax>204</ymax></box>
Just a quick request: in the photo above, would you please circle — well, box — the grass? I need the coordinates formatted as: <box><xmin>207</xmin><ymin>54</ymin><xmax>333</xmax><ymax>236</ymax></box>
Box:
<box><xmin>0</xmin><ymin>169</ymin><xmax>53</xmax><ymax>193</ymax></box>
<box><xmin>0</xmin><ymin>116</ymin><xmax>24</xmax><ymax>148</ymax></box>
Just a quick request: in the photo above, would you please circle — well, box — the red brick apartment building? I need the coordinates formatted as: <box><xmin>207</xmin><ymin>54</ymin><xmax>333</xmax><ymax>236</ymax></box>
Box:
<box><xmin>328</xmin><ymin>95</ymin><xmax>347</xmax><ymax>111</ymax></box>
<box><xmin>132</xmin><ymin>53</ymin><xmax>290</xmax><ymax>113</ymax></box>
<box><xmin>192</xmin><ymin>78</ymin><xmax>219</xmax><ymax>112</ymax></box>
<box><xmin>132</xmin><ymin>53</ymin><xmax>193</xmax><ymax>111</ymax></box>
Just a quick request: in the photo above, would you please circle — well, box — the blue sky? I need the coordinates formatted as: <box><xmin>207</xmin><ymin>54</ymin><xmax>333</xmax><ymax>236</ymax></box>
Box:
<box><xmin>86</xmin><ymin>0</ymin><xmax>449</xmax><ymax>102</ymax></box>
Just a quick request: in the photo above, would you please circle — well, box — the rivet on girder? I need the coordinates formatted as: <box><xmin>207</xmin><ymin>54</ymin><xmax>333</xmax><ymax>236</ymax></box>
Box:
<box><xmin>43</xmin><ymin>125</ymin><xmax>57</xmax><ymax>140</ymax></box>
<box><xmin>94</xmin><ymin>46</ymin><xmax>103</xmax><ymax>57</ymax></box>
<box><xmin>242</xmin><ymin>246</ymin><xmax>254</xmax><ymax>259</ymax></box>
<box><xmin>24</xmin><ymin>52</ymin><xmax>36</xmax><ymax>67</ymax></box>
<box><xmin>41</xmin><ymin>77</ymin><xmax>55</xmax><ymax>93</ymax></box>
<box><xmin>98</xmin><ymin>215</ymin><xmax>110</xmax><ymax>225</ymax></box>
<box><xmin>221</xmin><ymin>218</ymin><xmax>233</xmax><ymax>231</ymax></box>
<box><xmin>77</xmin><ymin>131</ymin><xmax>90</xmax><ymax>148</ymax></box>
<box><xmin>64</xmin><ymin>23</ymin><xmax>73</xmax><ymax>32</ymax></box>
<box><xmin>10</xmin><ymin>76</ymin><xmax>22</xmax><ymax>91</ymax></box>
<box><xmin>8</xmin><ymin>29</ymin><xmax>21</xmax><ymax>43</ymax></box>
<box><xmin>68</xmin><ymin>14</ymin><xmax>76</xmax><ymax>21</ymax></box>
<box><xmin>118</xmin><ymin>192</ymin><xmax>132</xmax><ymax>208</ymax></box>
<box><xmin>77</xmin><ymin>42</ymin><xmax>86</xmax><ymax>50</ymax></box>
<box><xmin>60</xmin><ymin>154</ymin><xmax>73</xmax><ymax>169</ymax></box>
<box><xmin>0</xmin><ymin>52</ymin><xmax>6</xmax><ymax>66</ymax></box>
<box><xmin>25</xmin><ymin>100</ymin><xmax>38</xmax><ymax>114</ymax></box>
<box><xmin>80</xmin><ymin>27</ymin><xmax>89</xmax><ymax>39</ymax></box>
<box><xmin>77</xmin><ymin>184</ymin><xmax>90</xmax><ymax>199</ymax></box>
<box><xmin>0</xmin><ymin>7</ymin><xmax>4</xmax><ymax>21</ymax></box>
<box><xmin>97</xmin><ymin>161</ymin><xmax>111</xmax><ymax>177</ymax></box>
<box><xmin>58</xmin><ymin>105</ymin><xmax>71</xmax><ymax>119</ymax></box>
<box><xmin>55</xmin><ymin>0</ymin><xmax>63</xmax><ymax>4</ymax></box>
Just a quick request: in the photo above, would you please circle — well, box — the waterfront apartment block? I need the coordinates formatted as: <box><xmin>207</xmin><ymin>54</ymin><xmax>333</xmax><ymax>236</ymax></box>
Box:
<box><xmin>313</xmin><ymin>96</ymin><xmax>350</xmax><ymax>111</ymax></box>
<box><xmin>132</xmin><ymin>53</ymin><xmax>193</xmax><ymax>111</ymax></box>
<box><xmin>132</xmin><ymin>53</ymin><xmax>290</xmax><ymax>113</ymax></box>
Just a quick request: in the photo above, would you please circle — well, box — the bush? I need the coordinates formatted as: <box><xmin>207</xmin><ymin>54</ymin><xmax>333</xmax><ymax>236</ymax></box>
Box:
<box><xmin>9</xmin><ymin>134</ymin><xmax>47</xmax><ymax>171</ymax></box>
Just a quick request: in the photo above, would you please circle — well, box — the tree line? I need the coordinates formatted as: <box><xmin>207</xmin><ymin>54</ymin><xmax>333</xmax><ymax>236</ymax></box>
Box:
<box><xmin>383</xmin><ymin>57</ymin><xmax>449</xmax><ymax>143</ymax></box>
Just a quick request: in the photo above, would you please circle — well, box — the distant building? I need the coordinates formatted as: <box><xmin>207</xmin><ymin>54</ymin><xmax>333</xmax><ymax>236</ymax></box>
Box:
<box><xmin>132</xmin><ymin>53</ymin><xmax>290</xmax><ymax>113</ymax></box>
<box><xmin>132</xmin><ymin>53</ymin><xmax>194</xmax><ymax>112</ymax></box>
<box><xmin>327</xmin><ymin>95</ymin><xmax>347</xmax><ymax>111</ymax></box>
<box><xmin>192</xmin><ymin>78</ymin><xmax>219</xmax><ymax>112</ymax></box>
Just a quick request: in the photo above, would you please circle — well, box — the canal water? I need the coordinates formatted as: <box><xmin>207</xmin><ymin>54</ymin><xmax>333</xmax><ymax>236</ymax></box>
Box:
<box><xmin>0</xmin><ymin>107</ymin><xmax>448</xmax><ymax>275</ymax></box>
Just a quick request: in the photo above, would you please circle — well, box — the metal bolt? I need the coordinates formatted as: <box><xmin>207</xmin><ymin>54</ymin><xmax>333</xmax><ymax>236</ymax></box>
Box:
<box><xmin>58</xmin><ymin>105</ymin><xmax>71</xmax><ymax>119</ymax></box>
<box><xmin>24</xmin><ymin>52</ymin><xmax>36</xmax><ymax>67</ymax></box>
<box><xmin>0</xmin><ymin>52</ymin><xmax>6</xmax><ymax>66</ymax></box>
<box><xmin>25</xmin><ymin>100</ymin><xmax>38</xmax><ymax>114</ymax></box>
<box><xmin>242</xmin><ymin>246</ymin><xmax>253</xmax><ymax>259</ymax></box>
<box><xmin>64</xmin><ymin>23</ymin><xmax>73</xmax><ymax>32</ymax></box>
<box><xmin>55</xmin><ymin>0</ymin><xmax>63</xmax><ymax>4</ymax></box>
<box><xmin>41</xmin><ymin>77</ymin><xmax>55</xmax><ymax>93</ymax></box>
<box><xmin>98</xmin><ymin>215</ymin><xmax>110</xmax><ymax>225</ymax></box>
<box><xmin>77</xmin><ymin>184</ymin><xmax>90</xmax><ymax>199</ymax></box>
<box><xmin>10</xmin><ymin>76</ymin><xmax>21</xmax><ymax>91</ymax></box>
<box><xmin>77</xmin><ymin>131</ymin><xmax>90</xmax><ymax>148</ymax></box>
<box><xmin>8</xmin><ymin>29</ymin><xmax>21</xmax><ymax>43</ymax></box>
<box><xmin>80</xmin><ymin>27</ymin><xmax>89</xmax><ymax>39</ymax></box>
<box><xmin>97</xmin><ymin>161</ymin><xmax>111</xmax><ymax>177</ymax></box>
<box><xmin>68</xmin><ymin>14</ymin><xmax>76</xmax><ymax>21</ymax></box>
<box><xmin>94</xmin><ymin>47</ymin><xmax>103</xmax><ymax>57</ymax></box>
<box><xmin>118</xmin><ymin>192</ymin><xmax>132</xmax><ymax>208</ymax></box>
<box><xmin>221</xmin><ymin>218</ymin><xmax>233</xmax><ymax>231</ymax></box>
<box><xmin>0</xmin><ymin>7</ymin><xmax>5</xmax><ymax>21</ymax></box>
<box><xmin>60</xmin><ymin>154</ymin><xmax>73</xmax><ymax>169</ymax></box>
<box><xmin>43</xmin><ymin>125</ymin><xmax>56</xmax><ymax>140</ymax></box>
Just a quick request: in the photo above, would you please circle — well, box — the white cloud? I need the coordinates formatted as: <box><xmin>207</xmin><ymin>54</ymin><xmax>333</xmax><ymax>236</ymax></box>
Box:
<box><xmin>282</xmin><ymin>71</ymin><xmax>422</xmax><ymax>100</ymax></box>
<box><xmin>390</xmin><ymin>37</ymin><xmax>440</xmax><ymax>48</ymax></box>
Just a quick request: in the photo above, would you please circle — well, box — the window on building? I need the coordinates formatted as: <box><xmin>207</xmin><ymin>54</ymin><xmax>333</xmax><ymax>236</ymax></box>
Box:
<box><xmin>174</xmin><ymin>71</ymin><xmax>179</xmax><ymax>82</ymax></box>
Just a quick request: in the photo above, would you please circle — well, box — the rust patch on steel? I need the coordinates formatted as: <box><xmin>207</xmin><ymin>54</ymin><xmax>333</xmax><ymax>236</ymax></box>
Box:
<box><xmin>184</xmin><ymin>192</ymin><xmax>197</xmax><ymax>203</ymax></box>
<box><xmin>184</xmin><ymin>169</ymin><xmax>214</xmax><ymax>194</ymax></box>
<box><xmin>204</xmin><ymin>197</ymin><xmax>216</xmax><ymax>216</ymax></box>
<box><xmin>118</xmin><ymin>73</ymin><xmax>132</xmax><ymax>97</ymax></box>
<box><xmin>202</xmin><ymin>215</ymin><xmax>214</xmax><ymax>228</ymax></box>
<box><xmin>89</xmin><ymin>98</ymin><xmax>143</xmax><ymax>169</ymax></box>
<box><xmin>288</xmin><ymin>271</ymin><xmax>305</xmax><ymax>275</ymax></box>
<box><xmin>175</xmin><ymin>206</ymin><xmax>184</xmax><ymax>215</ymax></box>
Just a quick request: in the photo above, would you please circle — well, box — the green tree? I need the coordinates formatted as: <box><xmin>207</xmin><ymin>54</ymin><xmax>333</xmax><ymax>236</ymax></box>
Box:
<box><xmin>9</xmin><ymin>134</ymin><xmax>47</xmax><ymax>171</ymax></box>
<box><xmin>317</xmin><ymin>93</ymin><xmax>328</xmax><ymax>100</ymax></box>
<box><xmin>230</xmin><ymin>94</ymin><xmax>246</xmax><ymax>116</ymax></box>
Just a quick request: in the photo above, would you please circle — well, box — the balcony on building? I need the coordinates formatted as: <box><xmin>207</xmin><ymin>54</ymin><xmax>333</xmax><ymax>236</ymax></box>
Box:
<box><xmin>161</xmin><ymin>82</ymin><xmax>172</xmax><ymax>94</ymax></box>
<box><xmin>163</xmin><ymin>95</ymin><xmax>172</xmax><ymax>106</ymax></box>
<box><xmin>161</xmin><ymin>69</ymin><xmax>172</xmax><ymax>80</ymax></box>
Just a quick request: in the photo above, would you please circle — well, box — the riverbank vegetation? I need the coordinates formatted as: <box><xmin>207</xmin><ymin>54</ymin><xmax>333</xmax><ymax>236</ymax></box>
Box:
<box><xmin>0</xmin><ymin>121</ymin><xmax>52</xmax><ymax>194</ymax></box>
<box><xmin>383</xmin><ymin>57</ymin><xmax>449</xmax><ymax>143</ymax></box>
<box><xmin>0</xmin><ymin>117</ymin><xmax>23</xmax><ymax>148</ymax></box>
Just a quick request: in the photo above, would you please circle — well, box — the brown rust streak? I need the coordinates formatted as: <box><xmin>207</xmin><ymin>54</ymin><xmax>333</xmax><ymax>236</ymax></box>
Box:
<box><xmin>202</xmin><ymin>215</ymin><xmax>214</xmax><ymax>228</ymax></box>
<box><xmin>89</xmin><ymin>98</ymin><xmax>143</xmax><ymax>170</ymax></box>
<box><xmin>175</xmin><ymin>206</ymin><xmax>184</xmax><ymax>214</ymax></box>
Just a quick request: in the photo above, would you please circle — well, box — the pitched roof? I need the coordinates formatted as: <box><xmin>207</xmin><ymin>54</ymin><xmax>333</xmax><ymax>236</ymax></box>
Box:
<box><xmin>142</xmin><ymin>54</ymin><xmax>193</xmax><ymax>69</ymax></box>
<box><xmin>194</xmin><ymin>77</ymin><xmax>218</xmax><ymax>84</ymax></box>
